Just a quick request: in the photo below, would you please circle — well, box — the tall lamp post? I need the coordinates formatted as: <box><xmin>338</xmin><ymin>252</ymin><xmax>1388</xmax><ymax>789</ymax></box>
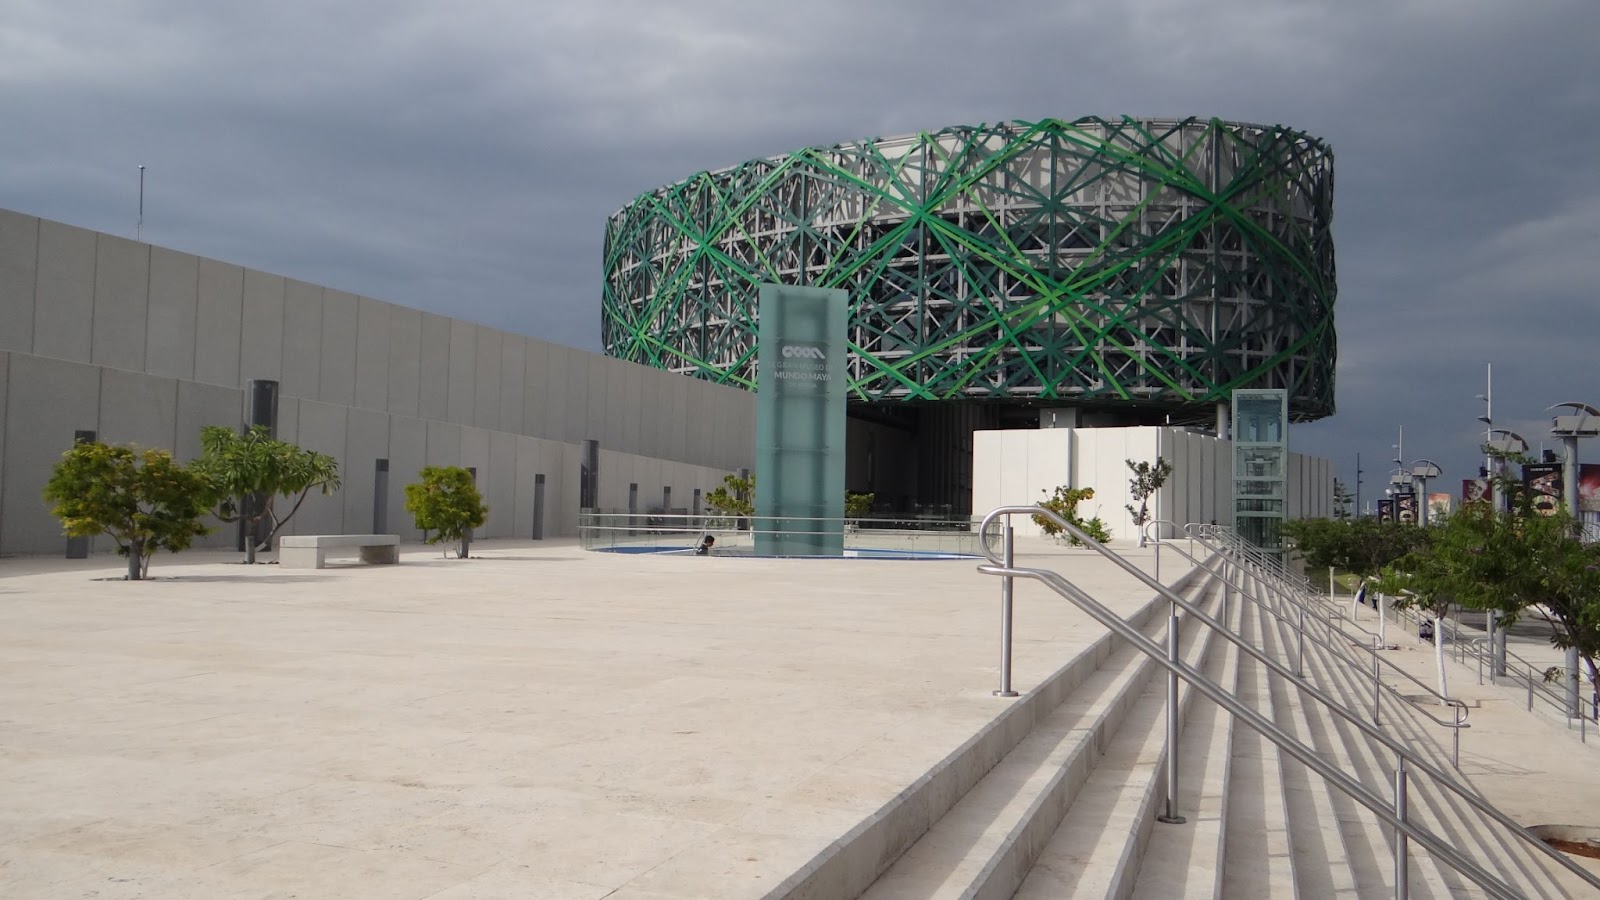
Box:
<box><xmin>1485</xmin><ymin>429</ymin><xmax>1528</xmax><ymax>512</ymax></box>
<box><xmin>1549</xmin><ymin>403</ymin><xmax>1599</xmax><ymax>521</ymax></box>
<box><xmin>1410</xmin><ymin>460</ymin><xmax>1442</xmax><ymax>526</ymax></box>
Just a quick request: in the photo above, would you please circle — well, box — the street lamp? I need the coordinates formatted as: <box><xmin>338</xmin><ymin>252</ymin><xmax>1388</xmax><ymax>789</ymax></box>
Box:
<box><xmin>1549</xmin><ymin>402</ymin><xmax>1600</xmax><ymax>517</ymax></box>
<box><xmin>1410</xmin><ymin>459</ymin><xmax>1442</xmax><ymax>526</ymax></box>
<box><xmin>1485</xmin><ymin>429</ymin><xmax>1528</xmax><ymax>512</ymax></box>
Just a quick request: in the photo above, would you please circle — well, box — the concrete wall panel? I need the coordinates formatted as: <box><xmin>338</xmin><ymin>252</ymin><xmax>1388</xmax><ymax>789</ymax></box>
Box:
<box><xmin>418</xmin><ymin>313</ymin><xmax>449</xmax><ymax>421</ymax></box>
<box><xmin>354</xmin><ymin>296</ymin><xmax>390</xmax><ymax>411</ymax></box>
<box><xmin>499</xmin><ymin>335</ymin><xmax>525</xmax><ymax>435</ymax></box>
<box><xmin>487</xmin><ymin>431</ymin><xmax>516</xmax><ymax>538</ymax></box>
<box><xmin>473</xmin><ymin>328</ymin><xmax>502</xmax><ymax>431</ymax></box>
<box><xmin>98</xmin><ymin>369</ymin><xmax>177</xmax><ymax>452</ymax></box>
<box><xmin>194</xmin><ymin>259</ymin><xmax>244</xmax><ymax>387</ymax></box>
<box><xmin>387</xmin><ymin>416</ymin><xmax>427</xmax><ymax>539</ymax></box>
<box><xmin>565</xmin><ymin>347</ymin><xmax>593</xmax><ymax>444</ymax></box>
<box><xmin>0</xmin><ymin>353</ymin><xmax>8</xmax><ymax>526</ymax></box>
<box><xmin>0</xmin><ymin>210</ymin><xmax>38</xmax><ymax>353</ymax></box>
<box><xmin>559</xmin><ymin>442</ymin><xmax>582</xmax><ymax>535</ymax></box>
<box><xmin>523</xmin><ymin>341</ymin><xmax>550</xmax><ymax>439</ymax></box>
<box><xmin>514</xmin><ymin>437</ymin><xmax>539</xmax><ymax>540</ymax></box>
<box><xmin>425</xmin><ymin>420</ymin><xmax>461</xmax><ymax>469</ymax></box>
<box><xmin>276</xmin><ymin>396</ymin><xmax>300</xmax><ymax>446</ymax></box>
<box><xmin>146</xmin><ymin>247</ymin><xmax>198</xmax><ymax>380</ymax></box>
<box><xmin>386</xmin><ymin>307</ymin><xmax>421</xmax><ymax>418</ymax></box>
<box><xmin>279</xmin><ymin>279</ymin><xmax>322</xmax><ymax>399</ymax></box>
<box><xmin>446</xmin><ymin>320</ymin><xmax>475</xmax><ymax>425</ymax></box>
<box><xmin>588</xmin><ymin>354</ymin><xmax>612</xmax><ymax>447</ymax></box>
<box><xmin>2</xmin><ymin>354</ymin><xmax>101</xmax><ymax>554</ymax></box>
<box><xmin>459</xmin><ymin>426</ymin><xmax>490</xmax><ymax>484</ymax></box>
<box><xmin>342</xmin><ymin>407</ymin><xmax>390</xmax><ymax>536</ymax></box>
<box><xmin>290</xmin><ymin>400</ymin><xmax>348</xmax><ymax>536</ymax></box>
<box><xmin>318</xmin><ymin>288</ymin><xmax>358</xmax><ymax>406</ymax></box>
<box><xmin>32</xmin><ymin>220</ymin><xmax>96</xmax><ymax>362</ymax></box>
<box><xmin>90</xmin><ymin>235</ymin><xmax>150</xmax><ymax>372</ymax></box>
<box><xmin>543</xmin><ymin>343</ymin><xmax>573</xmax><ymax>442</ymax></box>
<box><xmin>238</xmin><ymin>269</ymin><xmax>284</xmax><ymax>384</ymax></box>
<box><xmin>174</xmin><ymin>380</ymin><xmax>243</xmax><ymax>462</ymax></box>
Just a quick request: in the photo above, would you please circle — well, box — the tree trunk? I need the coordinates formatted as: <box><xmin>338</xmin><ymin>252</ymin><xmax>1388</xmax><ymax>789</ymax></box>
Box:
<box><xmin>127</xmin><ymin>542</ymin><xmax>144</xmax><ymax>580</ymax></box>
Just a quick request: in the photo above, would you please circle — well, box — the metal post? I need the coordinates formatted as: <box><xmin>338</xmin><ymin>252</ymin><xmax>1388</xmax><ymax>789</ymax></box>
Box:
<box><xmin>1452</xmin><ymin>705</ymin><xmax>1462</xmax><ymax>770</ymax></box>
<box><xmin>1296</xmin><ymin>606</ymin><xmax>1305</xmax><ymax>678</ymax></box>
<box><xmin>1373</xmin><ymin>652</ymin><xmax>1382</xmax><ymax>726</ymax></box>
<box><xmin>1394</xmin><ymin>755</ymin><xmax>1409</xmax><ymax>900</ymax></box>
<box><xmin>1528</xmin><ymin>668</ymin><xmax>1535</xmax><ymax>712</ymax></box>
<box><xmin>1158</xmin><ymin>602</ymin><xmax>1185</xmax><ymax>824</ymax></box>
<box><xmin>1486</xmin><ymin>615</ymin><xmax>1496</xmax><ymax>685</ymax></box>
<box><xmin>995</xmin><ymin>523</ymin><xmax>1019</xmax><ymax>698</ymax></box>
<box><xmin>1566</xmin><ymin>647</ymin><xmax>1580</xmax><ymax>718</ymax></box>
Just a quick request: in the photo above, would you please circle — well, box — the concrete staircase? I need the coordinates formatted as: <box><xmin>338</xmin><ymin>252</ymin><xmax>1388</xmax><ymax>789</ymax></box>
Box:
<box><xmin>766</xmin><ymin>552</ymin><xmax>1592</xmax><ymax>900</ymax></box>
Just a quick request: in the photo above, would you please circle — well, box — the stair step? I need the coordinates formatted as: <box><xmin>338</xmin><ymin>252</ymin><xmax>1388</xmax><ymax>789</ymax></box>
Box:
<box><xmin>1009</xmin><ymin>580</ymin><xmax>1226</xmax><ymax>899</ymax></box>
<box><xmin>858</xmin><ymin>573</ymin><xmax>1220</xmax><ymax>900</ymax></box>
<box><xmin>1218</xmin><ymin>594</ymin><xmax>1298</xmax><ymax>899</ymax></box>
<box><xmin>1257</xmin><ymin>583</ymin><xmax>1363</xmax><ymax>898</ymax></box>
<box><xmin>1128</xmin><ymin>578</ymin><xmax>1245</xmax><ymax>900</ymax></box>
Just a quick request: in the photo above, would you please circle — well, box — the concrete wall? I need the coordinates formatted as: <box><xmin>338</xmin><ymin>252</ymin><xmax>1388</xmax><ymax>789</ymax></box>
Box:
<box><xmin>0</xmin><ymin>208</ymin><xmax>755</xmax><ymax>556</ymax></box>
<box><xmin>970</xmin><ymin>425</ymin><xmax>1332</xmax><ymax>541</ymax></box>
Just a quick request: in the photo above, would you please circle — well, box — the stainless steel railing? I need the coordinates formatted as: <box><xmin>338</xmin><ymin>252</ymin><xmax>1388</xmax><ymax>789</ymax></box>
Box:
<box><xmin>1152</xmin><ymin>527</ymin><xmax>1472</xmax><ymax>769</ymax></box>
<box><xmin>977</xmin><ymin>505</ymin><xmax>1600</xmax><ymax>899</ymax></box>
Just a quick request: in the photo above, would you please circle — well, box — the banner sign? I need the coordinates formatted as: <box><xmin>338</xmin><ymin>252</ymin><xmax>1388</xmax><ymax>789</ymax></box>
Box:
<box><xmin>1523</xmin><ymin>462</ymin><xmax>1562</xmax><ymax>516</ymax></box>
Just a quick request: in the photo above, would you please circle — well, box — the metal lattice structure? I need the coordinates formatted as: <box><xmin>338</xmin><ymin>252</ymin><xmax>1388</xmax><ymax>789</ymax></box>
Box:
<box><xmin>603</xmin><ymin>116</ymin><xmax>1336</xmax><ymax>421</ymax></box>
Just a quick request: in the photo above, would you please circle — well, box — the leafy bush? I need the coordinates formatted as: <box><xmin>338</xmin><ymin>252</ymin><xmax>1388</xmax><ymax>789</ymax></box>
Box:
<box><xmin>43</xmin><ymin>442</ymin><xmax>215</xmax><ymax>580</ymax></box>
<box><xmin>404</xmin><ymin>466</ymin><xmax>488</xmax><ymax>558</ymax></box>
<box><xmin>1033</xmin><ymin>486</ymin><xmax>1111</xmax><ymax>546</ymax></box>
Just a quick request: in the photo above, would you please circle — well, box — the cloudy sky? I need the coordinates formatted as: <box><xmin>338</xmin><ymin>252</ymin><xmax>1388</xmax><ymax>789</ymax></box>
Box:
<box><xmin>3</xmin><ymin>0</ymin><xmax>1597</xmax><ymax>506</ymax></box>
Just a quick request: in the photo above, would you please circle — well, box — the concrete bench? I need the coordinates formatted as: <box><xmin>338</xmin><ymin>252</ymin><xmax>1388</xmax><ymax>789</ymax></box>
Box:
<box><xmin>278</xmin><ymin>534</ymin><xmax>400</xmax><ymax>569</ymax></box>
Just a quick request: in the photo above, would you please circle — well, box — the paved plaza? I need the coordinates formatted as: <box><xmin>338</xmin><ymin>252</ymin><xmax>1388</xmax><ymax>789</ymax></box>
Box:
<box><xmin>0</xmin><ymin>539</ymin><xmax>1171</xmax><ymax>899</ymax></box>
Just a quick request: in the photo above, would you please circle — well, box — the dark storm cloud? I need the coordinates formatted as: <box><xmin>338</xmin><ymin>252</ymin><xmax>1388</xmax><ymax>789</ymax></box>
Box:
<box><xmin>3</xmin><ymin>0</ymin><xmax>1597</xmax><ymax>497</ymax></box>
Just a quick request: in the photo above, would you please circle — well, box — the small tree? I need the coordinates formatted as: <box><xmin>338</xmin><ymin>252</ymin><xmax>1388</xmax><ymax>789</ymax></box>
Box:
<box><xmin>193</xmin><ymin>425</ymin><xmax>342</xmax><ymax>563</ymax></box>
<box><xmin>404</xmin><ymin>466</ymin><xmax>488</xmax><ymax>558</ymax></box>
<box><xmin>43</xmin><ymin>442</ymin><xmax>215</xmax><ymax>580</ymax></box>
<box><xmin>845</xmin><ymin>492</ymin><xmax>875</xmax><ymax>520</ymax></box>
<box><xmin>1034</xmin><ymin>486</ymin><xmax>1112</xmax><ymax>547</ymax></box>
<box><xmin>705</xmin><ymin>473</ymin><xmax>755</xmax><ymax>519</ymax></box>
<box><xmin>1124</xmin><ymin>457</ymin><xmax>1174</xmax><ymax>546</ymax></box>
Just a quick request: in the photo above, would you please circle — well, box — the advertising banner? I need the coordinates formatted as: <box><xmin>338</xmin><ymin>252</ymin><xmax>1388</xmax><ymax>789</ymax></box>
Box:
<box><xmin>1427</xmin><ymin>492</ymin><xmax>1452</xmax><ymax>520</ymax></box>
<box><xmin>1523</xmin><ymin>462</ymin><xmax>1563</xmax><ymax>516</ymax></box>
<box><xmin>1462</xmin><ymin>478</ymin><xmax>1489</xmax><ymax>505</ymax></box>
<box><xmin>1581</xmin><ymin>463</ymin><xmax>1600</xmax><ymax>513</ymax></box>
<box><xmin>1394</xmin><ymin>491</ymin><xmax>1417</xmax><ymax>525</ymax></box>
<box><xmin>1377</xmin><ymin>499</ymin><xmax>1393</xmax><ymax>523</ymax></box>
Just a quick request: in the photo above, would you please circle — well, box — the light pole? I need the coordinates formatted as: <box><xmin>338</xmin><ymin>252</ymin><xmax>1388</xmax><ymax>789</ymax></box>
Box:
<box><xmin>1355</xmin><ymin>452</ymin><xmax>1364</xmax><ymax>520</ymax></box>
<box><xmin>1410</xmin><ymin>460</ymin><xmax>1442</xmax><ymax>526</ymax></box>
<box><xmin>1549</xmin><ymin>403</ymin><xmax>1599</xmax><ymax>519</ymax></box>
<box><xmin>1485</xmin><ymin>429</ymin><xmax>1528</xmax><ymax>512</ymax></box>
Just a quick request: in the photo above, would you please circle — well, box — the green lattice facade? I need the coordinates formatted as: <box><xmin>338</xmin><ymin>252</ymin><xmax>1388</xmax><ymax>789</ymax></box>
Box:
<box><xmin>602</xmin><ymin>116</ymin><xmax>1335</xmax><ymax>421</ymax></box>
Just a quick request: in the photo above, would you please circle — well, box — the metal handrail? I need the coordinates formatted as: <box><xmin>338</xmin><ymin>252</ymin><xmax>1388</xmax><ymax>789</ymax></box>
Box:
<box><xmin>1155</xmin><ymin>535</ymin><xmax>1472</xmax><ymax>766</ymax></box>
<box><xmin>977</xmin><ymin>505</ymin><xmax>1600</xmax><ymax>897</ymax></box>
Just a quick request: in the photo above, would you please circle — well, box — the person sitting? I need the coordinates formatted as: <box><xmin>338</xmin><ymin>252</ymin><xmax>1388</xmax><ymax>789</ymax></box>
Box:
<box><xmin>694</xmin><ymin>534</ymin><xmax>715</xmax><ymax>556</ymax></box>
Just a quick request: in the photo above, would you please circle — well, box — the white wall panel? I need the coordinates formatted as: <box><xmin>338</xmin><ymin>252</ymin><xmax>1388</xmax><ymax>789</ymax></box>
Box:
<box><xmin>446</xmin><ymin>320</ymin><xmax>476</xmax><ymax>426</ymax></box>
<box><xmin>473</xmin><ymin>328</ymin><xmax>502</xmax><ymax>431</ymax></box>
<box><xmin>354</xmin><ymin>296</ymin><xmax>390</xmax><ymax>412</ymax></box>
<box><xmin>499</xmin><ymin>334</ymin><xmax>525</xmax><ymax>435</ymax></box>
<box><xmin>384</xmin><ymin>306</ymin><xmax>421</xmax><ymax>419</ymax></box>
<box><xmin>98</xmin><ymin>369</ymin><xmax>177</xmax><ymax>453</ymax></box>
<box><xmin>523</xmin><ymin>340</ymin><xmax>551</xmax><ymax>439</ymax></box>
<box><xmin>194</xmin><ymin>258</ymin><xmax>244</xmax><ymax>388</ymax></box>
<box><xmin>281</xmin><ymin>280</ymin><xmax>324</xmax><ymax>398</ymax></box>
<box><xmin>291</xmin><ymin>400</ymin><xmax>349</xmax><ymax>536</ymax></box>
<box><xmin>317</xmin><ymin>288</ymin><xmax>358</xmax><ymax>406</ymax></box>
<box><xmin>0</xmin><ymin>353</ymin><xmax>8</xmax><ymax>526</ymax></box>
<box><xmin>459</xmin><ymin>426</ymin><xmax>491</xmax><ymax>484</ymax></box>
<box><xmin>90</xmin><ymin>235</ymin><xmax>150</xmax><ymax>372</ymax></box>
<box><xmin>387</xmin><ymin>416</ymin><xmax>427</xmax><ymax>539</ymax></box>
<box><xmin>425</xmin><ymin>420</ymin><xmax>461</xmax><ymax>469</ymax></box>
<box><xmin>487</xmin><ymin>430</ymin><xmax>516</xmax><ymax>538</ymax></box>
<box><xmin>32</xmin><ymin>220</ymin><xmax>96</xmax><ymax>363</ymax></box>
<box><xmin>342</xmin><ymin>407</ymin><xmax>390</xmax><ymax>536</ymax></box>
<box><xmin>418</xmin><ymin>313</ymin><xmax>449</xmax><ymax>421</ymax></box>
<box><xmin>238</xmin><ymin>268</ymin><xmax>284</xmax><ymax>385</ymax></box>
<box><xmin>146</xmin><ymin>247</ymin><xmax>197</xmax><ymax>380</ymax></box>
<box><xmin>174</xmin><ymin>380</ymin><xmax>242</xmax><ymax>463</ymax></box>
<box><xmin>554</xmin><ymin>345</ymin><xmax>585</xmax><ymax>444</ymax></box>
<box><xmin>2</xmin><ymin>355</ymin><xmax>101</xmax><ymax>554</ymax></box>
<box><xmin>0</xmin><ymin>211</ymin><xmax>36</xmax><ymax>353</ymax></box>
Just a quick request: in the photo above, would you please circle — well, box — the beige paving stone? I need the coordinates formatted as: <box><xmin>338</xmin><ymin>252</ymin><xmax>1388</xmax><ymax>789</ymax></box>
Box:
<box><xmin>0</xmin><ymin>537</ymin><xmax>1171</xmax><ymax>897</ymax></box>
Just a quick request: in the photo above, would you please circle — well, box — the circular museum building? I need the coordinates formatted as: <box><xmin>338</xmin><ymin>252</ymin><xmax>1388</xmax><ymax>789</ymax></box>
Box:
<box><xmin>602</xmin><ymin>116</ymin><xmax>1336</xmax><ymax>516</ymax></box>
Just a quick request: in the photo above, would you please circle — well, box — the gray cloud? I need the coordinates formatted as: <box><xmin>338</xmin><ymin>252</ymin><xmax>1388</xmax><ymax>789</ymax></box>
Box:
<box><xmin>3</xmin><ymin>0</ymin><xmax>1597</xmax><ymax>500</ymax></box>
